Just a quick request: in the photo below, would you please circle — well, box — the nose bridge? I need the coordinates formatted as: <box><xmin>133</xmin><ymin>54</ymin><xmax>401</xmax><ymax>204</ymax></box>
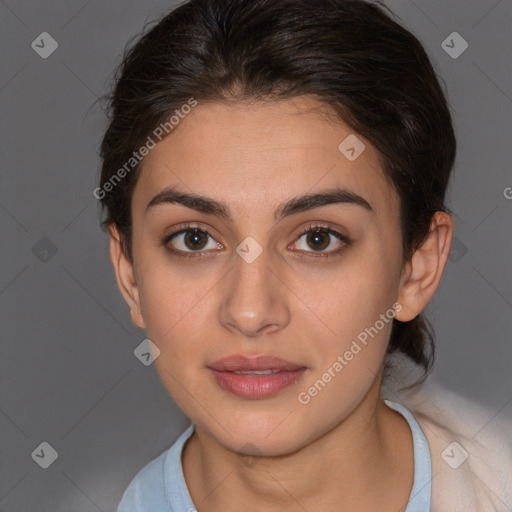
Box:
<box><xmin>219</xmin><ymin>243</ymin><xmax>290</xmax><ymax>336</ymax></box>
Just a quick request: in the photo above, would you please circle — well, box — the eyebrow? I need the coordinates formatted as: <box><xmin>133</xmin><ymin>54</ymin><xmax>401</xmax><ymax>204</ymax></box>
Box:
<box><xmin>145</xmin><ymin>186</ymin><xmax>374</xmax><ymax>221</ymax></box>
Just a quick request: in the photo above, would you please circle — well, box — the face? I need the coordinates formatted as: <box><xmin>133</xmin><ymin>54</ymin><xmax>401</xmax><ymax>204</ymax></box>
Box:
<box><xmin>117</xmin><ymin>97</ymin><xmax>411</xmax><ymax>456</ymax></box>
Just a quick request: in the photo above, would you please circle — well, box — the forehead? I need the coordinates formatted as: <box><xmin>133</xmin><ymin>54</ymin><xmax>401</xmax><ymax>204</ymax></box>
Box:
<box><xmin>133</xmin><ymin>97</ymin><xmax>399</xmax><ymax>222</ymax></box>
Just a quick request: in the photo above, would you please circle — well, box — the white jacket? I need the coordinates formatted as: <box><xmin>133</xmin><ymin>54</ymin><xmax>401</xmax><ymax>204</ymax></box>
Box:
<box><xmin>382</xmin><ymin>353</ymin><xmax>512</xmax><ymax>511</ymax></box>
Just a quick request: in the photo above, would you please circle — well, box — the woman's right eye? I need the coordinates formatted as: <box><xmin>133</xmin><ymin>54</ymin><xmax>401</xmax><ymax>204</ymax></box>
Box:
<box><xmin>164</xmin><ymin>226</ymin><xmax>223</xmax><ymax>257</ymax></box>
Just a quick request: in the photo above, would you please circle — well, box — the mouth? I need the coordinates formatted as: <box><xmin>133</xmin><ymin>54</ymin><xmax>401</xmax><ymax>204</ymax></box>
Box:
<box><xmin>208</xmin><ymin>355</ymin><xmax>307</xmax><ymax>399</ymax></box>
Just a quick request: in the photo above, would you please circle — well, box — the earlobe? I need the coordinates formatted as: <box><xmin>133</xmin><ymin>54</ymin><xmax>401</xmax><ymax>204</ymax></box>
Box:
<box><xmin>108</xmin><ymin>225</ymin><xmax>146</xmax><ymax>329</ymax></box>
<box><xmin>395</xmin><ymin>212</ymin><xmax>453</xmax><ymax>322</ymax></box>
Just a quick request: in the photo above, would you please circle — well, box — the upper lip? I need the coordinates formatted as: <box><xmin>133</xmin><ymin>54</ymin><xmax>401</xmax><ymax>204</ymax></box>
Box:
<box><xmin>208</xmin><ymin>355</ymin><xmax>305</xmax><ymax>372</ymax></box>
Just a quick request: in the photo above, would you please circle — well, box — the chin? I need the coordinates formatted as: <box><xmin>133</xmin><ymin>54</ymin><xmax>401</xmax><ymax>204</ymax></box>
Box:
<box><xmin>200</xmin><ymin>410</ymin><xmax>312</xmax><ymax>458</ymax></box>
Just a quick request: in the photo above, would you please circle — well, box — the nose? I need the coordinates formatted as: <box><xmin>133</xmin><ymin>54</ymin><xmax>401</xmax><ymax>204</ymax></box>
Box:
<box><xmin>218</xmin><ymin>248</ymin><xmax>291</xmax><ymax>338</ymax></box>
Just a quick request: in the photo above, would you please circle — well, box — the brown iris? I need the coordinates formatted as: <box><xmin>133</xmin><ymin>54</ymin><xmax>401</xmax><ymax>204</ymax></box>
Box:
<box><xmin>184</xmin><ymin>229</ymin><xmax>209</xmax><ymax>250</ymax></box>
<box><xmin>307</xmin><ymin>229</ymin><xmax>330</xmax><ymax>251</ymax></box>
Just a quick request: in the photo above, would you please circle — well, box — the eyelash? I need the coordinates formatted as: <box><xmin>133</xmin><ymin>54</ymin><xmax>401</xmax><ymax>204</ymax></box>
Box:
<box><xmin>161</xmin><ymin>222</ymin><xmax>350</xmax><ymax>260</ymax></box>
<box><xmin>161</xmin><ymin>223</ymin><xmax>221</xmax><ymax>260</ymax></box>
<box><xmin>293</xmin><ymin>223</ymin><xmax>350</xmax><ymax>258</ymax></box>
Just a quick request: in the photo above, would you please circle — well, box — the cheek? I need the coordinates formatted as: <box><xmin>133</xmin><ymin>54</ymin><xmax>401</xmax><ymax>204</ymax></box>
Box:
<box><xmin>291</xmin><ymin>254</ymin><xmax>396</xmax><ymax>343</ymax></box>
<box><xmin>136</xmin><ymin>261</ymin><xmax>212</xmax><ymax>348</ymax></box>
<box><xmin>137</xmin><ymin>270</ymin><xmax>216</xmax><ymax>414</ymax></box>
<box><xmin>294</xmin><ymin>266</ymin><xmax>395</xmax><ymax>416</ymax></box>
<box><xmin>289</xmin><ymin>255</ymin><xmax>398</xmax><ymax>410</ymax></box>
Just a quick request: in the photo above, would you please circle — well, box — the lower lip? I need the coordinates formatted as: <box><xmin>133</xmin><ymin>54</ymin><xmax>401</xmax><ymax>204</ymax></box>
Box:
<box><xmin>209</xmin><ymin>368</ymin><xmax>307</xmax><ymax>399</ymax></box>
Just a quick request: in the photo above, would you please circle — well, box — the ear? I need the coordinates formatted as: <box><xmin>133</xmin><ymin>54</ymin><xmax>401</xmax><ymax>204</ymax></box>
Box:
<box><xmin>395</xmin><ymin>212</ymin><xmax>453</xmax><ymax>322</ymax></box>
<box><xmin>108</xmin><ymin>225</ymin><xmax>146</xmax><ymax>329</ymax></box>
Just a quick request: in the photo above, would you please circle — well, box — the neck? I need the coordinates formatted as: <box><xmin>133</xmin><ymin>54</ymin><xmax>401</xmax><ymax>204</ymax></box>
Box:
<box><xmin>182</xmin><ymin>377</ymin><xmax>414</xmax><ymax>512</ymax></box>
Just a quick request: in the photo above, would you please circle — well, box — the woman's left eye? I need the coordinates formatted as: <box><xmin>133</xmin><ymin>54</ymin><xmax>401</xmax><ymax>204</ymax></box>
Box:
<box><xmin>290</xmin><ymin>226</ymin><xmax>348</xmax><ymax>255</ymax></box>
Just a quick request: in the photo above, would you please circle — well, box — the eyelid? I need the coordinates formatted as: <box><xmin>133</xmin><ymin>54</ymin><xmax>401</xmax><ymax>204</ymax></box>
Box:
<box><xmin>162</xmin><ymin>221</ymin><xmax>350</xmax><ymax>258</ymax></box>
<box><xmin>292</xmin><ymin>222</ymin><xmax>349</xmax><ymax>243</ymax></box>
<box><xmin>162</xmin><ymin>222</ymin><xmax>223</xmax><ymax>258</ymax></box>
<box><xmin>288</xmin><ymin>222</ymin><xmax>350</xmax><ymax>257</ymax></box>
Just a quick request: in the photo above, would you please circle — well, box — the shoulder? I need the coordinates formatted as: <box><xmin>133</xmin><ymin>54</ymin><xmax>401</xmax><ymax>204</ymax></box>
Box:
<box><xmin>117</xmin><ymin>424</ymin><xmax>195</xmax><ymax>512</ymax></box>
<box><xmin>116</xmin><ymin>448</ymin><xmax>170</xmax><ymax>511</ymax></box>
<box><xmin>382</xmin><ymin>353</ymin><xmax>512</xmax><ymax>512</ymax></box>
<box><xmin>415</xmin><ymin>391</ymin><xmax>512</xmax><ymax>512</ymax></box>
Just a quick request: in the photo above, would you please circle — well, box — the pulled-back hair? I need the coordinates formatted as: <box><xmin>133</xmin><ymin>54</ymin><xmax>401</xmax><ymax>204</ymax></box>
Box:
<box><xmin>98</xmin><ymin>0</ymin><xmax>456</xmax><ymax>378</ymax></box>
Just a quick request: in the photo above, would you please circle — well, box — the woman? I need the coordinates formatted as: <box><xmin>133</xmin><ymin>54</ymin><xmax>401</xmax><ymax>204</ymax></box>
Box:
<box><xmin>97</xmin><ymin>0</ymin><xmax>512</xmax><ymax>510</ymax></box>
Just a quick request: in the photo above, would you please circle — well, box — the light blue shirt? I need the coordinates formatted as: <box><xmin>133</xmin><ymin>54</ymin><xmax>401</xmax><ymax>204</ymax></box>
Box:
<box><xmin>117</xmin><ymin>399</ymin><xmax>431</xmax><ymax>511</ymax></box>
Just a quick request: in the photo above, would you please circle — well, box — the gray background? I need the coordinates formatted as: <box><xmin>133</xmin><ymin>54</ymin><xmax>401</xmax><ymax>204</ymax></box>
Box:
<box><xmin>1</xmin><ymin>0</ymin><xmax>511</xmax><ymax>511</ymax></box>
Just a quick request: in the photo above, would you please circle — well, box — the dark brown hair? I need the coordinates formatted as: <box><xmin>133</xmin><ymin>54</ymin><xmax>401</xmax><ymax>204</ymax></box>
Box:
<box><xmin>98</xmin><ymin>0</ymin><xmax>456</xmax><ymax>378</ymax></box>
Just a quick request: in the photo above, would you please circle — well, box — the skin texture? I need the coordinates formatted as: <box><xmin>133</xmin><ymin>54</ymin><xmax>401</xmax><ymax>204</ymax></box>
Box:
<box><xmin>109</xmin><ymin>97</ymin><xmax>453</xmax><ymax>511</ymax></box>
